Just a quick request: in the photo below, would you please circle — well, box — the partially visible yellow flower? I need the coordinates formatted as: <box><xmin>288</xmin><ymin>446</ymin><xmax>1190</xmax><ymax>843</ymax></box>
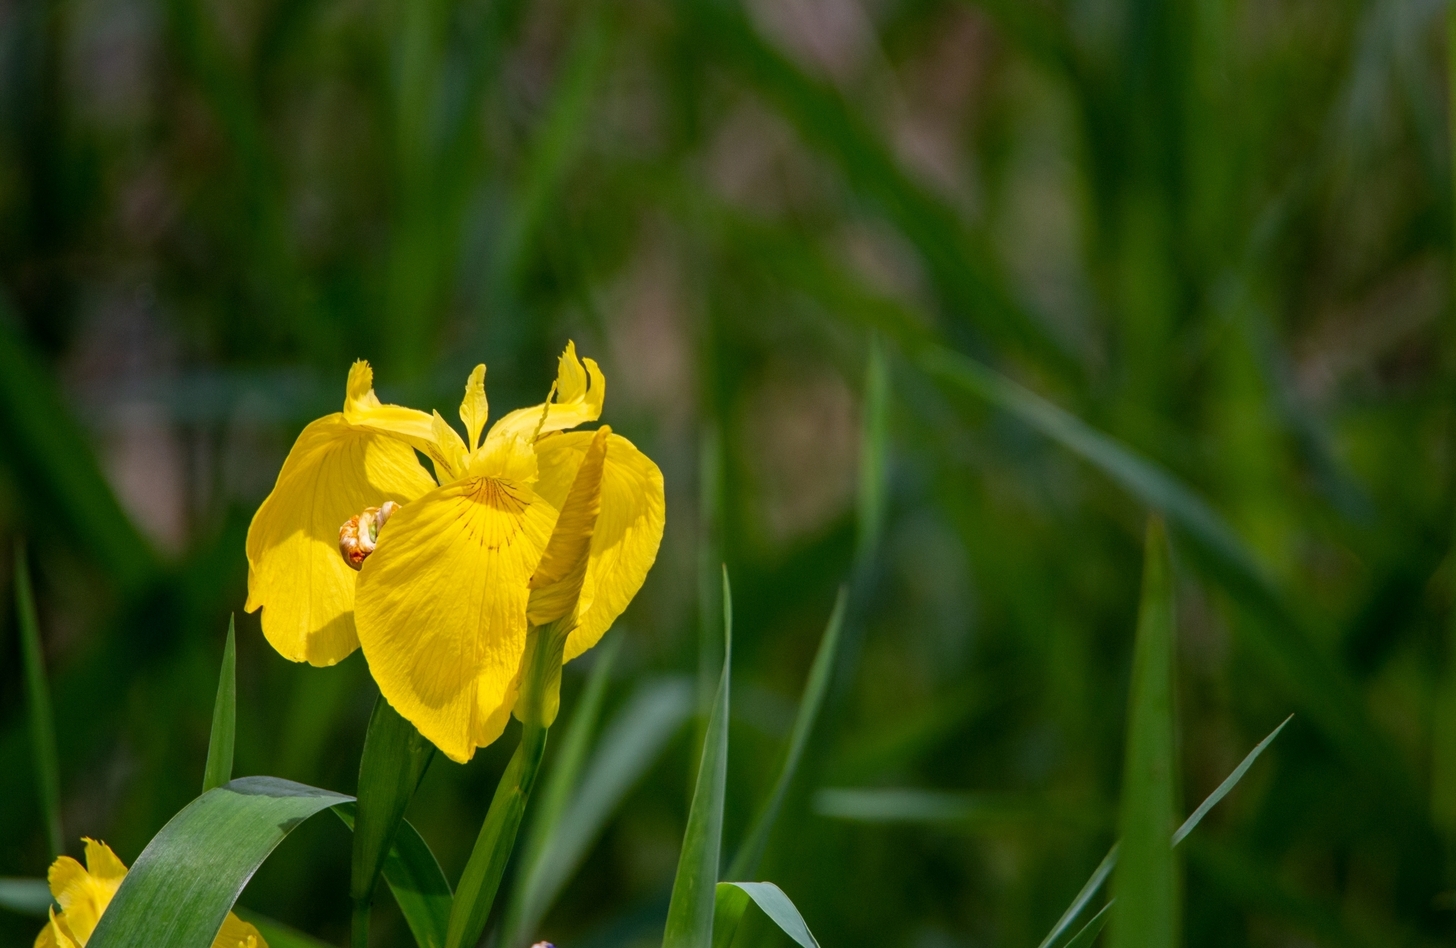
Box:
<box><xmin>34</xmin><ymin>839</ymin><xmax>265</xmax><ymax>948</ymax></box>
<box><xmin>246</xmin><ymin>343</ymin><xmax>666</xmax><ymax>762</ymax></box>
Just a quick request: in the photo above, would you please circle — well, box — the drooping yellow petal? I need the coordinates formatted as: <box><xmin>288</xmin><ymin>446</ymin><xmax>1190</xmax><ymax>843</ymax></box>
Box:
<box><xmin>533</xmin><ymin>430</ymin><xmax>665</xmax><ymax>662</ymax></box>
<box><xmin>34</xmin><ymin>906</ymin><xmax>79</xmax><ymax>948</ymax></box>
<box><xmin>212</xmin><ymin>912</ymin><xmax>269</xmax><ymax>948</ymax></box>
<box><xmin>459</xmin><ymin>364</ymin><xmax>489</xmax><ymax>451</ymax></box>
<box><xmin>81</xmin><ymin>839</ymin><xmax>126</xmax><ymax>883</ymax></box>
<box><xmin>245</xmin><ymin>415</ymin><xmax>436</xmax><ymax>665</ymax></box>
<box><xmin>343</xmin><ymin>360</ymin><xmax>469</xmax><ymax>481</ymax></box>
<box><xmin>527</xmin><ymin>427</ymin><xmax>609</xmax><ymax>627</ymax></box>
<box><xmin>484</xmin><ymin>342</ymin><xmax>605</xmax><ymax>445</ymax></box>
<box><xmin>39</xmin><ymin>840</ymin><xmax>125</xmax><ymax>946</ymax></box>
<box><xmin>354</xmin><ymin>474</ymin><xmax>556</xmax><ymax>762</ymax></box>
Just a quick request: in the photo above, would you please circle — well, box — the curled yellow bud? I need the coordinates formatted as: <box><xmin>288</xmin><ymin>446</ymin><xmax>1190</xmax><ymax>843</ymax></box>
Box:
<box><xmin>338</xmin><ymin>500</ymin><xmax>400</xmax><ymax>570</ymax></box>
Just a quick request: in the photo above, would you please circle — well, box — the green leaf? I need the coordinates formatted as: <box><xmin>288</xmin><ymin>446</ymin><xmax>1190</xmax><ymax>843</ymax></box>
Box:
<box><xmin>1035</xmin><ymin>713</ymin><xmax>1290</xmax><ymax>948</ymax></box>
<box><xmin>714</xmin><ymin>882</ymin><xmax>821</xmax><ymax>948</ymax></box>
<box><xmin>88</xmin><ymin>777</ymin><xmax>352</xmax><ymax>948</ymax></box>
<box><xmin>663</xmin><ymin>567</ymin><xmax>733</xmax><ymax>948</ymax></box>
<box><xmin>855</xmin><ymin>339</ymin><xmax>891</xmax><ymax>565</ymax></box>
<box><xmin>508</xmin><ymin>674</ymin><xmax>693</xmax><ymax>946</ymax></box>
<box><xmin>1108</xmin><ymin>517</ymin><xmax>1178</xmax><ymax>948</ymax></box>
<box><xmin>1063</xmin><ymin>902</ymin><xmax>1112</xmax><ymax>948</ymax></box>
<box><xmin>335</xmin><ymin>803</ymin><xmax>452</xmax><ymax>948</ymax></box>
<box><xmin>1036</xmin><ymin>848</ymin><xmax>1118</xmax><ymax>948</ymax></box>
<box><xmin>711</xmin><ymin>883</ymin><xmax>752</xmax><ymax>948</ymax></box>
<box><xmin>727</xmin><ymin>588</ymin><xmax>847</xmax><ymax>880</ymax></box>
<box><xmin>0</xmin><ymin>877</ymin><xmax>52</xmax><ymax>916</ymax></box>
<box><xmin>202</xmin><ymin>616</ymin><xmax>237</xmax><ymax>794</ymax></box>
<box><xmin>14</xmin><ymin>539</ymin><xmax>62</xmax><ymax>859</ymax></box>
<box><xmin>351</xmin><ymin>695</ymin><xmax>436</xmax><ymax>945</ymax></box>
<box><xmin>234</xmin><ymin>910</ymin><xmax>337</xmax><ymax>948</ymax></box>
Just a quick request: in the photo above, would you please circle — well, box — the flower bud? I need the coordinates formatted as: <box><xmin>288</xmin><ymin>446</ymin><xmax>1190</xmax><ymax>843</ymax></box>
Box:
<box><xmin>339</xmin><ymin>500</ymin><xmax>400</xmax><ymax>570</ymax></box>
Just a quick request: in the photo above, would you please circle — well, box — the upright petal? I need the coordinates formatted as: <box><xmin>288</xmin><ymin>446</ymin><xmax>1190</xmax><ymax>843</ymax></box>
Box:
<box><xmin>343</xmin><ymin>359</ymin><xmax>469</xmax><ymax>481</ymax></box>
<box><xmin>246</xmin><ymin>415</ymin><xmax>436</xmax><ymax>665</ymax></box>
<box><xmin>44</xmin><ymin>840</ymin><xmax>126</xmax><ymax>945</ymax></box>
<box><xmin>533</xmin><ymin>430</ymin><xmax>665</xmax><ymax>662</ymax></box>
<box><xmin>484</xmin><ymin>341</ymin><xmax>605</xmax><ymax>445</ymax></box>
<box><xmin>459</xmin><ymin>364</ymin><xmax>489</xmax><ymax>451</ymax></box>
<box><xmin>527</xmin><ymin>427</ymin><xmax>609</xmax><ymax>627</ymax></box>
<box><xmin>354</xmin><ymin>475</ymin><xmax>555</xmax><ymax>762</ymax></box>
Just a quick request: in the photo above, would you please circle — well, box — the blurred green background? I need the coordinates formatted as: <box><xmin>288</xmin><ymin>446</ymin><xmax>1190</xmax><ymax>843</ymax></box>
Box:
<box><xmin>2</xmin><ymin>0</ymin><xmax>1455</xmax><ymax>944</ymax></box>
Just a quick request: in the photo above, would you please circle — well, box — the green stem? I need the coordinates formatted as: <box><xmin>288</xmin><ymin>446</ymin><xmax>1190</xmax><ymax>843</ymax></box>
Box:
<box><xmin>444</xmin><ymin>621</ymin><xmax>567</xmax><ymax>948</ymax></box>
<box><xmin>351</xmin><ymin>900</ymin><xmax>371</xmax><ymax>948</ymax></box>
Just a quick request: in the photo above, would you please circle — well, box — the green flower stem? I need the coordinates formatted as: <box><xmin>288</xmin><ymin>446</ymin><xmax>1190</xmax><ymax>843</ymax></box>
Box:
<box><xmin>444</xmin><ymin>619</ymin><xmax>568</xmax><ymax>948</ymax></box>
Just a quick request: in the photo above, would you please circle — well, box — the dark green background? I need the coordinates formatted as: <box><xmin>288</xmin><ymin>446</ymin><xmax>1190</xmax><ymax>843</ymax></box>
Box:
<box><xmin>2</xmin><ymin>0</ymin><xmax>1454</xmax><ymax>945</ymax></box>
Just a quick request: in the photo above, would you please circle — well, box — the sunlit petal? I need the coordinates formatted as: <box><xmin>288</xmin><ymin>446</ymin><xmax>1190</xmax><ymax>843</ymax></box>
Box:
<box><xmin>343</xmin><ymin>359</ymin><xmax>468</xmax><ymax>481</ymax></box>
<box><xmin>212</xmin><ymin>912</ymin><xmax>268</xmax><ymax>948</ymax></box>
<box><xmin>459</xmin><ymin>364</ymin><xmax>489</xmax><ymax>451</ymax></box>
<box><xmin>245</xmin><ymin>415</ymin><xmax>436</xmax><ymax>665</ymax></box>
<box><xmin>527</xmin><ymin>427</ymin><xmax>609</xmax><ymax>627</ymax></box>
<box><xmin>485</xmin><ymin>341</ymin><xmax>605</xmax><ymax>445</ymax></box>
<box><xmin>355</xmin><ymin>475</ymin><xmax>555</xmax><ymax>762</ymax></box>
<box><xmin>533</xmin><ymin>430</ymin><xmax>665</xmax><ymax>662</ymax></box>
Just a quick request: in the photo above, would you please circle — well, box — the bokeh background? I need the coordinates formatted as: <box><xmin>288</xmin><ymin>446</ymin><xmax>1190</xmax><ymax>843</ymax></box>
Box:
<box><xmin>3</xmin><ymin>0</ymin><xmax>1456</xmax><ymax>945</ymax></box>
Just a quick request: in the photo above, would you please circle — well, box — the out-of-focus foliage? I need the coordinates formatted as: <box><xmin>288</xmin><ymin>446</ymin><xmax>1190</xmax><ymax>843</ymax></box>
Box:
<box><xmin>2</xmin><ymin>0</ymin><xmax>1455</xmax><ymax>943</ymax></box>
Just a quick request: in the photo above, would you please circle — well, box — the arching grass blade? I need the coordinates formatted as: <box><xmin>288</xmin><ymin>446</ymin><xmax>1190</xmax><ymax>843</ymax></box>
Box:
<box><xmin>663</xmin><ymin>568</ymin><xmax>733</xmax><ymax>948</ymax></box>
<box><xmin>202</xmin><ymin>616</ymin><xmax>237</xmax><ymax>794</ymax></box>
<box><xmin>714</xmin><ymin>882</ymin><xmax>820</xmax><ymax>948</ymax></box>
<box><xmin>1108</xmin><ymin>516</ymin><xmax>1179</xmax><ymax>948</ymax></box>
<box><xmin>1036</xmin><ymin>847</ymin><xmax>1118</xmax><ymax>948</ymax></box>
<box><xmin>1064</xmin><ymin>902</ymin><xmax>1112</xmax><ymax>948</ymax></box>
<box><xmin>14</xmin><ymin>539</ymin><xmax>62</xmax><ymax>859</ymax></box>
<box><xmin>88</xmin><ymin>777</ymin><xmax>352</xmax><ymax>948</ymax></box>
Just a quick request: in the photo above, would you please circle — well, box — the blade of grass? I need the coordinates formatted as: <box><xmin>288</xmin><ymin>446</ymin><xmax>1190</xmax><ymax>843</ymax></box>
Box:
<box><xmin>1108</xmin><ymin>516</ymin><xmax>1178</xmax><ymax>948</ymax></box>
<box><xmin>711</xmin><ymin>883</ymin><xmax>751</xmax><ymax>948</ymax></box>
<box><xmin>0</xmin><ymin>878</ymin><xmax>52</xmax><ymax>916</ymax></box>
<box><xmin>727</xmin><ymin>588</ymin><xmax>846</xmax><ymax>880</ymax></box>
<box><xmin>87</xmin><ymin>777</ymin><xmax>352</xmax><ymax>948</ymax></box>
<box><xmin>714</xmin><ymin>882</ymin><xmax>821</xmax><ymax>948</ymax></box>
<box><xmin>508</xmin><ymin>675</ymin><xmax>693</xmax><ymax>946</ymax></box>
<box><xmin>335</xmin><ymin>803</ymin><xmax>452</xmax><ymax>948</ymax></box>
<box><xmin>1063</xmin><ymin>902</ymin><xmax>1112</xmax><ymax>948</ymax></box>
<box><xmin>202</xmin><ymin>616</ymin><xmax>237</xmax><ymax>794</ymax></box>
<box><xmin>351</xmin><ymin>696</ymin><xmax>436</xmax><ymax>947</ymax></box>
<box><xmin>14</xmin><ymin>539</ymin><xmax>62</xmax><ymax>859</ymax></box>
<box><xmin>1034</xmin><ymin>713</ymin><xmax>1289</xmax><ymax>948</ymax></box>
<box><xmin>662</xmin><ymin>567</ymin><xmax>733</xmax><ymax>948</ymax></box>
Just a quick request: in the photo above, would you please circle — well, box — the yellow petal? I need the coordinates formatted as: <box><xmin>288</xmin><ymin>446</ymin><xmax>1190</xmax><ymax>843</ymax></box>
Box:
<box><xmin>484</xmin><ymin>342</ymin><xmax>605</xmax><ymax>445</ymax></box>
<box><xmin>34</xmin><ymin>906</ymin><xmax>79</xmax><ymax>948</ymax></box>
<box><xmin>44</xmin><ymin>841</ymin><xmax>126</xmax><ymax>946</ymax></box>
<box><xmin>245</xmin><ymin>414</ymin><xmax>436</xmax><ymax>665</ymax></box>
<box><xmin>533</xmin><ymin>430</ymin><xmax>665</xmax><ymax>662</ymax></box>
<box><xmin>343</xmin><ymin>359</ymin><xmax>468</xmax><ymax>481</ymax></box>
<box><xmin>459</xmin><ymin>364</ymin><xmax>489</xmax><ymax>452</ymax></box>
<box><xmin>527</xmin><ymin>427</ymin><xmax>609</xmax><ymax>627</ymax></box>
<box><xmin>212</xmin><ymin>912</ymin><xmax>269</xmax><ymax>948</ymax></box>
<box><xmin>354</xmin><ymin>475</ymin><xmax>556</xmax><ymax>762</ymax></box>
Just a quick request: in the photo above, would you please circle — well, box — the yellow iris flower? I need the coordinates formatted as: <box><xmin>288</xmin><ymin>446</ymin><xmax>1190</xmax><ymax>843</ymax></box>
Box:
<box><xmin>34</xmin><ymin>839</ymin><xmax>265</xmax><ymax>948</ymax></box>
<box><xmin>245</xmin><ymin>343</ymin><xmax>666</xmax><ymax>762</ymax></box>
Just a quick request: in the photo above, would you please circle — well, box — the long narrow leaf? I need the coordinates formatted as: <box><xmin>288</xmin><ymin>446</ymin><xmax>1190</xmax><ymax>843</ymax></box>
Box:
<box><xmin>202</xmin><ymin>616</ymin><xmax>237</xmax><ymax>794</ymax></box>
<box><xmin>711</xmin><ymin>883</ymin><xmax>751</xmax><ymax>948</ymax></box>
<box><xmin>1064</xmin><ymin>902</ymin><xmax>1112</xmax><ymax>948</ymax></box>
<box><xmin>1034</xmin><ymin>713</ymin><xmax>1290</xmax><ymax>948</ymax></box>
<box><xmin>509</xmin><ymin>676</ymin><xmax>693</xmax><ymax>945</ymax></box>
<box><xmin>715</xmin><ymin>882</ymin><xmax>821</xmax><ymax>948</ymax></box>
<box><xmin>352</xmin><ymin>695</ymin><xmax>436</xmax><ymax>943</ymax></box>
<box><xmin>727</xmin><ymin>589</ymin><xmax>847</xmax><ymax>880</ymax></box>
<box><xmin>0</xmin><ymin>877</ymin><xmax>52</xmax><ymax>916</ymax></box>
<box><xmin>88</xmin><ymin>777</ymin><xmax>352</xmax><ymax>948</ymax></box>
<box><xmin>335</xmin><ymin>803</ymin><xmax>452</xmax><ymax>948</ymax></box>
<box><xmin>663</xmin><ymin>568</ymin><xmax>733</xmax><ymax>948</ymax></box>
<box><xmin>1108</xmin><ymin>517</ymin><xmax>1178</xmax><ymax>948</ymax></box>
<box><xmin>14</xmin><ymin>540</ymin><xmax>62</xmax><ymax>858</ymax></box>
